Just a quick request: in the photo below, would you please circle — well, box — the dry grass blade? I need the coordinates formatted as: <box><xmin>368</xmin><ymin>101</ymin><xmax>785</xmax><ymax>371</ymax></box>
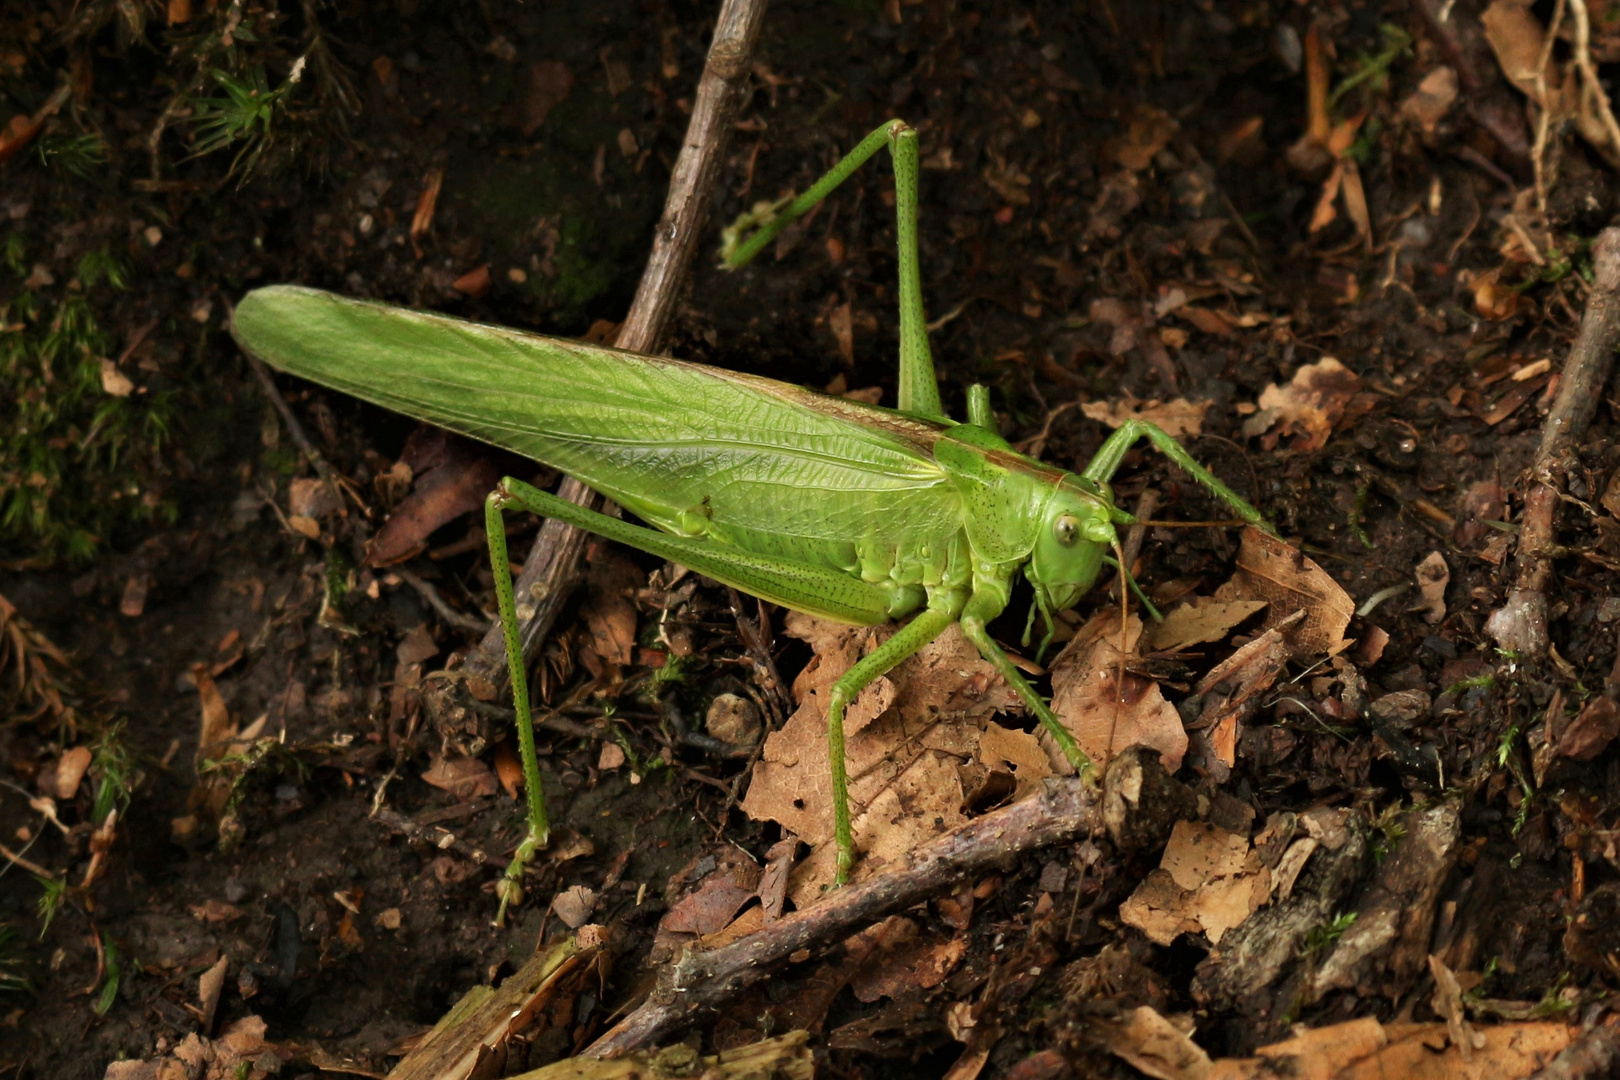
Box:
<box><xmin>0</xmin><ymin>591</ymin><xmax>69</xmax><ymax>719</ymax></box>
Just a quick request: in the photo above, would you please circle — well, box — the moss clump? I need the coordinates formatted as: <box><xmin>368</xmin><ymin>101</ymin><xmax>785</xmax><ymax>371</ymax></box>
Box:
<box><xmin>0</xmin><ymin>237</ymin><xmax>176</xmax><ymax>564</ymax></box>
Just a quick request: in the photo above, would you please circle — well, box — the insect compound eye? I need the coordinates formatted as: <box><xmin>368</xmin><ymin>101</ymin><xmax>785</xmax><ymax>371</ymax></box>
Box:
<box><xmin>1053</xmin><ymin>514</ymin><xmax>1080</xmax><ymax>548</ymax></box>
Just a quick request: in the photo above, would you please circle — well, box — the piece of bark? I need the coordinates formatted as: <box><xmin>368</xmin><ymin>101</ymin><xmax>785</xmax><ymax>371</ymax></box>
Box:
<box><xmin>1193</xmin><ymin>825</ymin><xmax>1369</xmax><ymax>1037</ymax></box>
<box><xmin>1310</xmin><ymin>801</ymin><xmax>1462</xmax><ymax>998</ymax></box>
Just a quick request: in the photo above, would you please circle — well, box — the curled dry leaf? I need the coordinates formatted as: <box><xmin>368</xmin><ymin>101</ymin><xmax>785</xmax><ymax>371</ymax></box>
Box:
<box><xmin>1050</xmin><ymin>611</ymin><xmax>1187</xmax><ymax>773</ymax></box>
<box><xmin>1215</xmin><ymin>527</ymin><xmax>1354</xmax><ymax>657</ymax></box>
<box><xmin>1412</xmin><ymin>551</ymin><xmax>1449</xmax><ymax>624</ymax></box>
<box><xmin>1241</xmin><ymin>357</ymin><xmax>1362</xmax><ymax>452</ymax></box>
<box><xmin>1081</xmin><ymin>396</ymin><xmax>1208</xmax><ymax>438</ymax></box>
<box><xmin>740</xmin><ymin>613</ymin><xmax>1023</xmax><ymax>902</ymax></box>
<box><xmin>365</xmin><ymin>432</ymin><xmax>502</xmax><ymax>567</ymax></box>
<box><xmin>1119</xmin><ymin>820</ymin><xmax>1271</xmax><ymax>946</ymax></box>
<box><xmin>1556</xmin><ymin>695</ymin><xmax>1620</xmax><ymax>761</ymax></box>
<box><xmin>1188</xmin><ymin>619</ymin><xmax>1295</xmax><ymax>773</ymax></box>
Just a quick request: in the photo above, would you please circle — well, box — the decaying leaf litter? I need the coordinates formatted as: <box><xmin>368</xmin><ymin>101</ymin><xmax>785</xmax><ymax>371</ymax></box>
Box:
<box><xmin>10</xmin><ymin>0</ymin><xmax>1620</xmax><ymax>1076</ymax></box>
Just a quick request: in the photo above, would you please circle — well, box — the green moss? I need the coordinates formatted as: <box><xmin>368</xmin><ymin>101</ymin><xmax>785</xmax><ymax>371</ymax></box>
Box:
<box><xmin>0</xmin><ymin>241</ymin><xmax>177</xmax><ymax>564</ymax></box>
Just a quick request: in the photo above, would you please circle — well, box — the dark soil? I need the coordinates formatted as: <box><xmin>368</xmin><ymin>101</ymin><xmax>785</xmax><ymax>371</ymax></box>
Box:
<box><xmin>1</xmin><ymin>0</ymin><xmax>1612</xmax><ymax>1077</ymax></box>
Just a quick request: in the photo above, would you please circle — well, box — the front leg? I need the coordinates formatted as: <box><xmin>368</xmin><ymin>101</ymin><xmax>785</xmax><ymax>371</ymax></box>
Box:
<box><xmin>1082</xmin><ymin>419</ymin><xmax>1272</xmax><ymax>534</ymax></box>
<box><xmin>959</xmin><ymin>588</ymin><xmax>1093</xmax><ymax>780</ymax></box>
<box><xmin>825</xmin><ymin>602</ymin><xmax>959</xmax><ymax>884</ymax></box>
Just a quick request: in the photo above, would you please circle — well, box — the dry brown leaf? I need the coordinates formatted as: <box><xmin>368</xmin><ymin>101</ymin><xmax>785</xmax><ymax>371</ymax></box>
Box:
<box><xmin>1340</xmin><ymin>160</ymin><xmax>1372</xmax><ymax>247</ymax></box>
<box><xmin>288</xmin><ymin>477</ymin><xmax>343</xmax><ymax>520</ymax></box>
<box><xmin>1205</xmin><ymin>1017</ymin><xmax>1570</xmax><ymax>1080</ymax></box>
<box><xmin>197</xmin><ymin>953</ymin><xmax>228</xmax><ymax>1033</ymax></box>
<box><xmin>661</xmin><ymin>862</ymin><xmax>762</xmax><ymax>936</ymax></box>
<box><xmin>286</xmin><ymin>514</ymin><xmax>322</xmax><ymax>540</ymax></box>
<box><xmin>515</xmin><ymin>61</ymin><xmax>574</xmax><ymax>136</ymax></box>
<box><xmin>120</xmin><ymin>573</ymin><xmax>150</xmax><ymax>618</ymax></box>
<box><xmin>1401</xmin><ymin>66</ymin><xmax>1459</xmax><ymax>132</ymax></box>
<box><xmin>976</xmin><ymin>722</ymin><xmax>1054</xmax><ymax>800</ymax></box>
<box><xmin>1051</xmin><ymin>612</ymin><xmax>1186</xmax><ymax>773</ymax></box>
<box><xmin>1161</xmin><ymin>820</ymin><xmax>1253</xmax><ymax>889</ymax></box>
<box><xmin>193</xmin><ymin>664</ymin><xmax>233</xmax><ymax>760</ymax></box>
<box><xmin>365</xmin><ymin>433</ymin><xmax>501</xmax><ymax>567</ymax></box>
<box><xmin>421</xmin><ymin>755</ymin><xmax>499</xmax><ymax>800</ymax></box>
<box><xmin>551</xmin><ymin>884</ymin><xmax>597</xmax><ymax>929</ymax></box>
<box><xmin>188</xmin><ymin>899</ymin><xmax>244</xmax><ymax>924</ymax></box>
<box><xmin>99</xmin><ymin>357</ymin><xmax>135</xmax><ymax>397</ymax></box>
<box><xmin>1413</xmin><ymin>551</ymin><xmax>1449</xmax><ymax>625</ymax></box>
<box><xmin>1094</xmin><ymin>1006</ymin><xmax>1212</xmax><ymax>1080</ymax></box>
<box><xmin>1081</xmin><ymin>396</ymin><xmax>1208</xmax><ymax>438</ymax></box>
<box><xmin>396</xmin><ymin>623</ymin><xmax>439</xmax><ymax>665</ymax></box>
<box><xmin>1112</xmin><ymin>104</ymin><xmax>1178</xmax><ymax>171</ymax></box>
<box><xmin>1471</xmin><ymin>268</ymin><xmax>1522</xmax><ymax>322</ymax></box>
<box><xmin>1179</xmin><ymin>305</ymin><xmax>1235</xmax><ymax>337</ymax></box>
<box><xmin>1309</xmin><ymin>162</ymin><xmax>1343</xmax><ymax>232</ymax></box>
<box><xmin>759</xmin><ymin>837</ymin><xmax>797</xmax><ymax>923</ymax></box>
<box><xmin>1429</xmin><ymin>954</ymin><xmax>1485</xmax><ymax>1061</ymax></box>
<box><xmin>1557</xmin><ymin>696</ymin><xmax>1620</xmax><ymax>760</ymax></box>
<box><xmin>53</xmin><ymin>745</ymin><xmax>92</xmax><ymax>800</ymax></box>
<box><xmin>452</xmin><ymin>264</ymin><xmax>491</xmax><ymax>297</ymax></box>
<box><xmin>1215</xmin><ymin>527</ymin><xmax>1354</xmax><ymax>657</ymax></box>
<box><xmin>583</xmin><ymin>551</ymin><xmax>642</xmax><ymax>667</ymax></box>
<box><xmin>1482</xmin><ymin>0</ymin><xmax>1565</xmax><ymax>105</ymax></box>
<box><xmin>741</xmin><ymin>614</ymin><xmax>1021</xmax><ymax>902</ymax></box>
<box><xmin>848</xmin><ymin>919</ymin><xmax>967</xmax><ymax>1002</ymax></box>
<box><xmin>1144</xmin><ymin>599</ymin><xmax>1267</xmax><ymax>653</ymax></box>
<box><xmin>829</xmin><ymin>302</ymin><xmax>854</xmax><ymax>364</ymax></box>
<box><xmin>1119</xmin><ymin>820</ymin><xmax>1270</xmax><ymax>946</ymax></box>
<box><xmin>1241</xmin><ymin>357</ymin><xmax>1362</xmax><ymax>452</ymax></box>
<box><xmin>1189</xmin><ymin>621</ymin><xmax>1295</xmax><ymax>773</ymax></box>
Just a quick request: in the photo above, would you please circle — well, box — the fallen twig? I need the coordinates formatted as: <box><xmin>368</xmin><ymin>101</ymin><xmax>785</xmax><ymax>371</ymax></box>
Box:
<box><xmin>448</xmin><ymin>0</ymin><xmax>771</xmax><ymax>705</ymax></box>
<box><xmin>583</xmin><ymin>776</ymin><xmax>1101</xmax><ymax>1058</ymax></box>
<box><xmin>1487</xmin><ymin>227</ymin><xmax>1620</xmax><ymax>657</ymax></box>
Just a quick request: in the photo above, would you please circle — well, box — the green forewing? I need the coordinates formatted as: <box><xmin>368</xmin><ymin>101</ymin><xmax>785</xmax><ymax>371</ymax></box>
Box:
<box><xmin>232</xmin><ymin>286</ymin><xmax>965</xmax><ymax>572</ymax></box>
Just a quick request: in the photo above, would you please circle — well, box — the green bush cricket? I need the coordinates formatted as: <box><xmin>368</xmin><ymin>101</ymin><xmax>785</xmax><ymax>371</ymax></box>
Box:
<box><xmin>231</xmin><ymin>120</ymin><xmax>1271</xmax><ymax>916</ymax></box>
